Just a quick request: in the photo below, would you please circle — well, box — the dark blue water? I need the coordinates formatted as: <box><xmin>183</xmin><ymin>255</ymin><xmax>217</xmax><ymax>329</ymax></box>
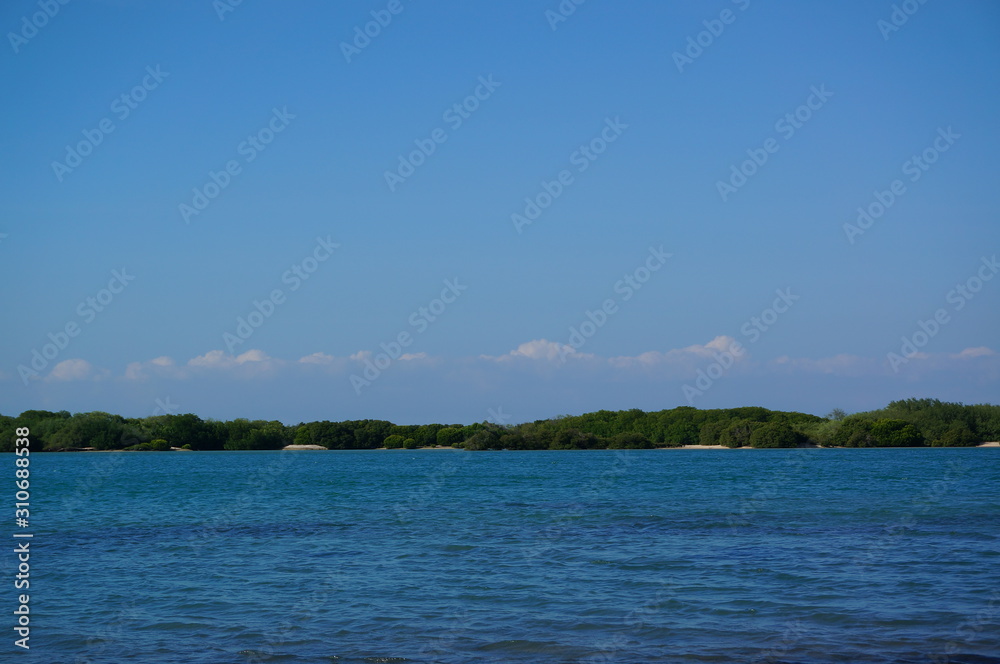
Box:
<box><xmin>13</xmin><ymin>448</ymin><xmax>1000</xmax><ymax>663</ymax></box>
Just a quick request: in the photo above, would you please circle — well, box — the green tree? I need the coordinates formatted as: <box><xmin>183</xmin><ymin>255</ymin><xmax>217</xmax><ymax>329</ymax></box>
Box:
<box><xmin>550</xmin><ymin>429</ymin><xmax>602</xmax><ymax>450</ymax></box>
<box><xmin>223</xmin><ymin>419</ymin><xmax>288</xmax><ymax>450</ymax></box>
<box><xmin>162</xmin><ymin>414</ymin><xmax>226</xmax><ymax>450</ymax></box>
<box><xmin>436</xmin><ymin>427</ymin><xmax>464</xmax><ymax>447</ymax></box>
<box><xmin>933</xmin><ymin>421</ymin><xmax>978</xmax><ymax>447</ymax></box>
<box><xmin>45</xmin><ymin>412</ymin><xmax>128</xmax><ymax>450</ymax></box>
<box><xmin>408</xmin><ymin>424</ymin><xmax>444</xmax><ymax>446</ymax></box>
<box><xmin>352</xmin><ymin>420</ymin><xmax>394</xmax><ymax>449</ymax></box>
<box><xmin>463</xmin><ymin>423</ymin><xmax>504</xmax><ymax>450</ymax></box>
<box><xmin>662</xmin><ymin>421</ymin><xmax>698</xmax><ymax>447</ymax></box>
<box><xmin>719</xmin><ymin>419</ymin><xmax>757</xmax><ymax>448</ymax></box>
<box><xmin>749</xmin><ymin>422</ymin><xmax>798</xmax><ymax>448</ymax></box>
<box><xmin>608</xmin><ymin>432</ymin><xmax>652</xmax><ymax>449</ymax></box>
<box><xmin>870</xmin><ymin>419</ymin><xmax>924</xmax><ymax>447</ymax></box>
<box><xmin>934</xmin><ymin>421</ymin><xmax>978</xmax><ymax>447</ymax></box>
<box><xmin>383</xmin><ymin>434</ymin><xmax>406</xmax><ymax>449</ymax></box>
<box><xmin>699</xmin><ymin>421</ymin><xmax>724</xmax><ymax>446</ymax></box>
<box><xmin>831</xmin><ymin>418</ymin><xmax>875</xmax><ymax>447</ymax></box>
<box><xmin>293</xmin><ymin>425</ymin><xmax>313</xmax><ymax>445</ymax></box>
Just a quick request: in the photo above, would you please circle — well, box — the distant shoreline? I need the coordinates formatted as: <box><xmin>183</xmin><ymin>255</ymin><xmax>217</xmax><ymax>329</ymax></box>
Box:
<box><xmin>9</xmin><ymin>400</ymin><xmax>999</xmax><ymax>453</ymax></box>
<box><xmin>26</xmin><ymin>441</ymin><xmax>1000</xmax><ymax>453</ymax></box>
<box><xmin>275</xmin><ymin>442</ymin><xmax>1000</xmax><ymax>451</ymax></box>
<box><xmin>664</xmin><ymin>442</ymin><xmax>1000</xmax><ymax>449</ymax></box>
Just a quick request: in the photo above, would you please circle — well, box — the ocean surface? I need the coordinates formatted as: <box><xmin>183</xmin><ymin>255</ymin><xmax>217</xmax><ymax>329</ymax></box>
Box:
<box><xmin>14</xmin><ymin>448</ymin><xmax>1000</xmax><ymax>663</ymax></box>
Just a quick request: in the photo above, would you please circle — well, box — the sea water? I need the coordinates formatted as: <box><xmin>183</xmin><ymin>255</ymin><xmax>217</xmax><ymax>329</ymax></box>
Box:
<box><xmin>14</xmin><ymin>448</ymin><xmax>1000</xmax><ymax>663</ymax></box>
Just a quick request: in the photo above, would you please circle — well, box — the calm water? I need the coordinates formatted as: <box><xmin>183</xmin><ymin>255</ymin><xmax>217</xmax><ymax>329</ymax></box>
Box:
<box><xmin>13</xmin><ymin>448</ymin><xmax>1000</xmax><ymax>663</ymax></box>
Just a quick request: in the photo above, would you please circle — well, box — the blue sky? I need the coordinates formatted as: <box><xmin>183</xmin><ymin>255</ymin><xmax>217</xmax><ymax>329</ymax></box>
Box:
<box><xmin>2</xmin><ymin>0</ymin><xmax>998</xmax><ymax>425</ymax></box>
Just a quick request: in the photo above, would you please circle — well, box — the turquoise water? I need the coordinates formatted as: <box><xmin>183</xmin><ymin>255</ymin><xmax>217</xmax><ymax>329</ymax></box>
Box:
<box><xmin>16</xmin><ymin>448</ymin><xmax>1000</xmax><ymax>663</ymax></box>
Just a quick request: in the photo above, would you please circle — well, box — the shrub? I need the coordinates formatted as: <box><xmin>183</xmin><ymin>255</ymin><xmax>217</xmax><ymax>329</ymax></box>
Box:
<box><xmin>932</xmin><ymin>421</ymin><xmax>979</xmax><ymax>447</ymax></box>
<box><xmin>803</xmin><ymin>419</ymin><xmax>841</xmax><ymax>447</ymax></box>
<box><xmin>749</xmin><ymin>422</ymin><xmax>798</xmax><ymax>448</ymax></box>
<box><xmin>463</xmin><ymin>430</ymin><xmax>496</xmax><ymax>451</ymax></box>
<box><xmin>661</xmin><ymin>422</ymin><xmax>697</xmax><ymax>447</ymax></box>
<box><xmin>550</xmin><ymin>429</ymin><xmax>601</xmax><ymax>450</ymax></box>
<box><xmin>608</xmin><ymin>432</ymin><xmax>652</xmax><ymax>449</ymax></box>
<box><xmin>124</xmin><ymin>443</ymin><xmax>154</xmax><ymax>451</ymax></box>
<box><xmin>383</xmin><ymin>435</ymin><xmax>406</xmax><ymax>449</ymax></box>
<box><xmin>831</xmin><ymin>418</ymin><xmax>874</xmax><ymax>447</ymax></box>
<box><xmin>719</xmin><ymin>420</ymin><xmax>757</xmax><ymax>448</ymax></box>
<box><xmin>436</xmin><ymin>427</ymin><xmax>464</xmax><ymax>447</ymax></box>
<box><xmin>402</xmin><ymin>438</ymin><xmax>418</xmax><ymax>449</ymax></box>
<box><xmin>149</xmin><ymin>439</ymin><xmax>171</xmax><ymax>451</ymax></box>
<box><xmin>699</xmin><ymin>421</ymin><xmax>724</xmax><ymax>445</ymax></box>
<box><xmin>870</xmin><ymin>419</ymin><xmax>924</xmax><ymax>447</ymax></box>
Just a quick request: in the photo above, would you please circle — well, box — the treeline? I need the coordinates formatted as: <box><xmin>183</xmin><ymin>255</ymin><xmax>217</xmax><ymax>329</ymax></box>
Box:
<box><xmin>463</xmin><ymin>406</ymin><xmax>823</xmax><ymax>450</ymax></box>
<box><xmin>828</xmin><ymin>398</ymin><xmax>1000</xmax><ymax>447</ymax></box>
<box><xmin>0</xmin><ymin>411</ymin><xmax>457</xmax><ymax>453</ymax></box>
<box><xmin>1</xmin><ymin>399</ymin><xmax>998</xmax><ymax>453</ymax></box>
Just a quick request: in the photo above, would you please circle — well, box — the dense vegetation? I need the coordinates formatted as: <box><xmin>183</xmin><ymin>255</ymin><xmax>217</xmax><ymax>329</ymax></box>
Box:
<box><xmin>828</xmin><ymin>398</ymin><xmax>1000</xmax><ymax>447</ymax></box>
<box><xmin>1</xmin><ymin>399</ymin><xmax>997</xmax><ymax>453</ymax></box>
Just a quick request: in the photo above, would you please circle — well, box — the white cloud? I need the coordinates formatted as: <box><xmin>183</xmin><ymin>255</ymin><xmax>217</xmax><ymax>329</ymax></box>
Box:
<box><xmin>95</xmin><ymin>342</ymin><xmax>1000</xmax><ymax>388</ymax></box>
<box><xmin>608</xmin><ymin>335</ymin><xmax>744</xmax><ymax>370</ymax></box>
<box><xmin>46</xmin><ymin>359</ymin><xmax>107</xmax><ymax>382</ymax></box>
<box><xmin>299</xmin><ymin>352</ymin><xmax>336</xmax><ymax>365</ymax></box>
<box><xmin>123</xmin><ymin>349</ymin><xmax>285</xmax><ymax>381</ymax></box>
<box><xmin>399</xmin><ymin>352</ymin><xmax>429</xmax><ymax>361</ymax></box>
<box><xmin>952</xmin><ymin>346</ymin><xmax>997</xmax><ymax>359</ymax></box>
<box><xmin>7</xmin><ymin>340</ymin><xmax>997</xmax><ymax>425</ymax></box>
<box><xmin>125</xmin><ymin>355</ymin><xmax>178</xmax><ymax>380</ymax></box>
<box><xmin>482</xmin><ymin>339</ymin><xmax>582</xmax><ymax>363</ymax></box>
<box><xmin>188</xmin><ymin>349</ymin><xmax>276</xmax><ymax>369</ymax></box>
<box><xmin>348</xmin><ymin>350</ymin><xmax>371</xmax><ymax>362</ymax></box>
<box><xmin>885</xmin><ymin>346</ymin><xmax>1000</xmax><ymax>377</ymax></box>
